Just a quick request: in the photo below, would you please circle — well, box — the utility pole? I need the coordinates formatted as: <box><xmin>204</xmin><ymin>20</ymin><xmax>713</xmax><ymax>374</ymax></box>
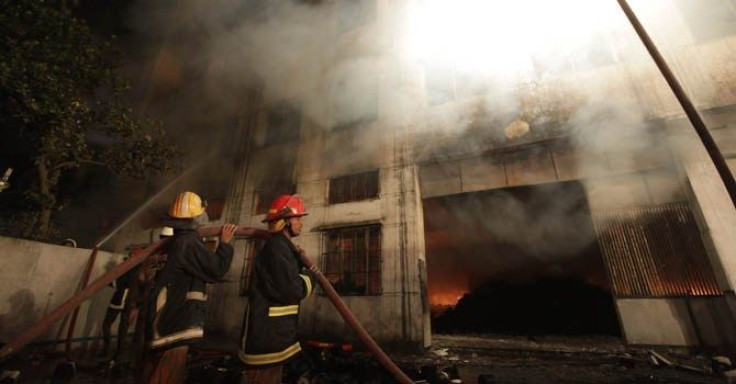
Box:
<box><xmin>616</xmin><ymin>0</ymin><xmax>736</xmax><ymax>207</ymax></box>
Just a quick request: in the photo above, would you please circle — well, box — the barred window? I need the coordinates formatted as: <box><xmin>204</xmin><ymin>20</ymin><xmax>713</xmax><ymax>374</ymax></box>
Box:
<box><xmin>328</xmin><ymin>170</ymin><xmax>379</xmax><ymax>204</ymax></box>
<box><xmin>322</xmin><ymin>225</ymin><xmax>381</xmax><ymax>295</ymax></box>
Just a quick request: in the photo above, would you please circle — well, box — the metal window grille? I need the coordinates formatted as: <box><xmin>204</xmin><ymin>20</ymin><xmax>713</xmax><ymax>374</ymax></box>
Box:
<box><xmin>328</xmin><ymin>170</ymin><xmax>379</xmax><ymax>204</ymax></box>
<box><xmin>322</xmin><ymin>225</ymin><xmax>381</xmax><ymax>295</ymax></box>
<box><xmin>592</xmin><ymin>202</ymin><xmax>722</xmax><ymax>297</ymax></box>
<box><xmin>239</xmin><ymin>240</ymin><xmax>263</xmax><ymax>296</ymax></box>
<box><xmin>265</xmin><ymin>102</ymin><xmax>301</xmax><ymax>146</ymax></box>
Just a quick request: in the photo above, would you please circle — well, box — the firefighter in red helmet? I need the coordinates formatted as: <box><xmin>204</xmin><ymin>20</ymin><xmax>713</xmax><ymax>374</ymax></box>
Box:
<box><xmin>238</xmin><ymin>194</ymin><xmax>316</xmax><ymax>384</ymax></box>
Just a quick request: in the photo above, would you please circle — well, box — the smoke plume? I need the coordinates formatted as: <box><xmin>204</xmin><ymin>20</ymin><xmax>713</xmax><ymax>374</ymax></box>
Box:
<box><xmin>71</xmin><ymin>0</ymin><xmax>731</xmax><ymax>252</ymax></box>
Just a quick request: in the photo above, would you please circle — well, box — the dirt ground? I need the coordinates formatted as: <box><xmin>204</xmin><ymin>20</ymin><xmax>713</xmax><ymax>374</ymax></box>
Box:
<box><xmin>1</xmin><ymin>334</ymin><xmax>731</xmax><ymax>383</ymax></box>
<box><xmin>395</xmin><ymin>334</ymin><xmax>731</xmax><ymax>384</ymax></box>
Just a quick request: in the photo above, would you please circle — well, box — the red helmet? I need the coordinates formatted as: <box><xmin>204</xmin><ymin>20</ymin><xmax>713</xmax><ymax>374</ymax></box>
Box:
<box><xmin>262</xmin><ymin>194</ymin><xmax>308</xmax><ymax>223</ymax></box>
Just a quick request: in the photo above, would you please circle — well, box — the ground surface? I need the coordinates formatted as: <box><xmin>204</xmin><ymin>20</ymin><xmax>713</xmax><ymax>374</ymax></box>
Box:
<box><xmin>1</xmin><ymin>334</ymin><xmax>730</xmax><ymax>383</ymax></box>
<box><xmin>395</xmin><ymin>334</ymin><xmax>729</xmax><ymax>384</ymax></box>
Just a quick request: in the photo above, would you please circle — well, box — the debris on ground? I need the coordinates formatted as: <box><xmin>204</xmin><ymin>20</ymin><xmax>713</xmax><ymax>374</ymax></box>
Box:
<box><xmin>724</xmin><ymin>369</ymin><xmax>736</xmax><ymax>384</ymax></box>
<box><xmin>647</xmin><ymin>349</ymin><xmax>717</xmax><ymax>375</ymax></box>
<box><xmin>648</xmin><ymin>350</ymin><xmax>674</xmax><ymax>367</ymax></box>
<box><xmin>713</xmin><ymin>356</ymin><xmax>733</xmax><ymax>374</ymax></box>
<box><xmin>1</xmin><ymin>334</ymin><xmax>733</xmax><ymax>383</ymax></box>
<box><xmin>396</xmin><ymin>335</ymin><xmax>730</xmax><ymax>384</ymax></box>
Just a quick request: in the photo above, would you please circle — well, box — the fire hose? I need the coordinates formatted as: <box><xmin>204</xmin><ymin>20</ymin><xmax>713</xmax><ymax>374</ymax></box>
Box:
<box><xmin>288</xmin><ymin>242</ymin><xmax>414</xmax><ymax>384</ymax></box>
<box><xmin>0</xmin><ymin>225</ymin><xmax>415</xmax><ymax>384</ymax></box>
<box><xmin>0</xmin><ymin>226</ymin><xmax>265</xmax><ymax>360</ymax></box>
<box><xmin>0</xmin><ymin>238</ymin><xmax>169</xmax><ymax>360</ymax></box>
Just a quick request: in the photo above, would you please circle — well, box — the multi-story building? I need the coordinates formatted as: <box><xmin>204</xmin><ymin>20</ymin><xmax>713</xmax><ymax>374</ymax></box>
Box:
<box><xmin>134</xmin><ymin>0</ymin><xmax>736</xmax><ymax>349</ymax></box>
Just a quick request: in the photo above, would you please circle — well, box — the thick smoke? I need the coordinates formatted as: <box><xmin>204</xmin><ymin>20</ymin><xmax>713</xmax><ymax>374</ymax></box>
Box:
<box><xmin>424</xmin><ymin>182</ymin><xmax>605</xmax><ymax>295</ymax></box>
<box><xmin>126</xmin><ymin>0</ymin><xmax>389</xmax><ymax>129</ymax></box>
<box><xmin>120</xmin><ymin>0</ymin><xmax>734</xmax><ymax>166</ymax></box>
<box><xmin>78</xmin><ymin>0</ymin><xmax>730</xmax><ymax>252</ymax></box>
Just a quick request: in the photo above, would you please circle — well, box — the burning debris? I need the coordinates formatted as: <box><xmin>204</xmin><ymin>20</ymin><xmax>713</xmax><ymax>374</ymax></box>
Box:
<box><xmin>433</xmin><ymin>276</ymin><xmax>619</xmax><ymax>336</ymax></box>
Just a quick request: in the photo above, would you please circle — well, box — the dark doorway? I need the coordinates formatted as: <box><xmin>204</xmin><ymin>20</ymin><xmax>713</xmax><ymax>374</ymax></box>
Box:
<box><xmin>423</xmin><ymin>180</ymin><xmax>620</xmax><ymax>336</ymax></box>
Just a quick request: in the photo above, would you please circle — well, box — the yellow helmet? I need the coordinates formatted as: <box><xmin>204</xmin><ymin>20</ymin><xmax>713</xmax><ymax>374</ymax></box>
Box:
<box><xmin>169</xmin><ymin>192</ymin><xmax>206</xmax><ymax>219</ymax></box>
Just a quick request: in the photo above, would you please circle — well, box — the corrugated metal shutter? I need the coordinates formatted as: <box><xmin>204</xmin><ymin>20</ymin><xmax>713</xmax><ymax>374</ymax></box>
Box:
<box><xmin>592</xmin><ymin>202</ymin><xmax>722</xmax><ymax>297</ymax></box>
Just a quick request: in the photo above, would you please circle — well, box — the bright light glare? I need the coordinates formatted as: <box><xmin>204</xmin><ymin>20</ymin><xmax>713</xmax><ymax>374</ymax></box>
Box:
<box><xmin>407</xmin><ymin>0</ymin><xmax>621</xmax><ymax>75</ymax></box>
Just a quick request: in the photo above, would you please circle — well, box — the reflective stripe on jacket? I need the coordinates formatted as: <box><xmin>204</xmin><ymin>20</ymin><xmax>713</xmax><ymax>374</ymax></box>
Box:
<box><xmin>146</xmin><ymin>229</ymin><xmax>234</xmax><ymax>349</ymax></box>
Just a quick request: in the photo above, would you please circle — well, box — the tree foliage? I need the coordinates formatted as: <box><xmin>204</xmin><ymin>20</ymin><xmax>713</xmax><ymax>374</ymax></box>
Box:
<box><xmin>0</xmin><ymin>0</ymin><xmax>177</xmax><ymax>240</ymax></box>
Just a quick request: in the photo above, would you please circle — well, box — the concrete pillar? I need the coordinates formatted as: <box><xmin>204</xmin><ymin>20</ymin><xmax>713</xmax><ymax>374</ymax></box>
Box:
<box><xmin>669</xmin><ymin>118</ymin><xmax>736</xmax><ymax>321</ymax></box>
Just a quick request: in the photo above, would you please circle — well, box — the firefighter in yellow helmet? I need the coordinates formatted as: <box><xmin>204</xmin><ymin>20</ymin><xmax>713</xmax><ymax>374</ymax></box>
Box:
<box><xmin>238</xmin><ymin>195</ymin><xmax>317</xmax><ymax>384</ymax></box>
<box><xmin>141</xmin><ymin>192</ymin><xmax>237</xmax><ymax>384</ymax></box>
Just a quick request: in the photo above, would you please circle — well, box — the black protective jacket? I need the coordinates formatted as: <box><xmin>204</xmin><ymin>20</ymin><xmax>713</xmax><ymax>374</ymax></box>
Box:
<box><xmin>146</xmin><ymin>228</ymin><xmax>233</xmax><ymax>349</ymax></box>
<box><xmin>238</xmin><ymin>233</ymin><xmax>315</xmax><ymax>366</ymax></box>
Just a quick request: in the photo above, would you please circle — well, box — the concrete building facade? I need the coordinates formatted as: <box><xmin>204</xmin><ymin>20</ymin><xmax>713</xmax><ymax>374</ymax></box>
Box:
<box><xmin>204</xmin><ymin>0</ymin><xmax>736</xmax><ymax>348</ymax></box>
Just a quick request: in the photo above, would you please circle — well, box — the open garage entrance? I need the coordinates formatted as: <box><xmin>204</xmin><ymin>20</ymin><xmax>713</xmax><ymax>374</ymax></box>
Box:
<box><xmin>422</xmin><ymin>180</ymin><xmax>620</xmax><ymax>337</ymax></box>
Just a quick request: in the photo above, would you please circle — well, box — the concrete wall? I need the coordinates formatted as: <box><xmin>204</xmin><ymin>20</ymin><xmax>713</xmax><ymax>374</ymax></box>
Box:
<box><xmin>0</xmin><ymin>237</ymin><xmax>123</xmax><ymax>347</ymax></box>
<box><xmin>419</xmin><ymin>144</ymin><xmax>679</xmax><ymax>201</ymax></box>
<box><xmin>666</xmin><ymin>113</ymin><xmax>736</xmax><ymax>293</ymax></box>
<box><xmin>666</xmin><ymin>110</ymin><xmax>736</xmax><ymax>344</ymax></box>
<box><xmin>617</xmin><ymin>297</ymin><xmax>736</xmax><ymax>346</ymax></box>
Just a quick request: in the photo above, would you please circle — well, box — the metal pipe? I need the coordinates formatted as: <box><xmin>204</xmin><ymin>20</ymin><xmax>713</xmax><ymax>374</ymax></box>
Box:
<box><xmin>616</xmin><ymin>0</ymin><xmax>736</xmax><ymax>207</ymax></box>
<box><xmin>291</xmin><ymin>243</ymin><xmax>414</xmax><ymax>384</ymax></box>
<box><xmin>0</xmin><ymin>225</ymin><xmax>264</xmax><ymax>360</ymax></box>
